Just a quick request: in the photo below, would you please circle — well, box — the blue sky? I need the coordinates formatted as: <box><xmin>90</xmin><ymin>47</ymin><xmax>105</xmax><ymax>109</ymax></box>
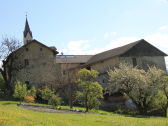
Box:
<box><xmin>0</xmin><ymin>0</ymin><xmax>168</xmax><ymax>68</ymax></box>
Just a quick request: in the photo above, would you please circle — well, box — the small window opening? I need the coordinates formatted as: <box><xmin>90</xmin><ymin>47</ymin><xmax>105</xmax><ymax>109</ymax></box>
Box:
<box><xmin>132</xmin><ymin>58</ymin><xmax>137</xmax><ymax>67</ymax></box>
<box><xmin>63</xmin><ymin>70</ymin><xmax>66</xmax><ymax>75</ymax></box>
<box><xmin>40</xmin><ymin>48</ymin><xmax>42</xmax><ymax>51</ymax></box>
<box><xmin>24</xmin><ymin>59</ymin><xmax>29</xmax><ymax>66</ymax></box>
<box><xmin>26</xmin><ymin>48</ymin><xmax>29</xmax><ymax>51</ymax></box>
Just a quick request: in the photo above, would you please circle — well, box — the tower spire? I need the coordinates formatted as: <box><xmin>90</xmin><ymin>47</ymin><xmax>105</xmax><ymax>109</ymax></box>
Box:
<box><xmin>23</xmin><ymin>15</ymin><xmax>33</xmax><ymax>45</ymax></box>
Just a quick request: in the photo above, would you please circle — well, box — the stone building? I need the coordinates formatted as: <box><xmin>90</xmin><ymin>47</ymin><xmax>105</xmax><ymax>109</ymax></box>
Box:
<box><xmin>8</xmin><ymin>40</ymin><xmax>61</xmax><ymax>88</ymax></box>
<box><xmin>80</xmin><ymin>39</ymin><xmax>167</xmax><ymax>87</ymax></box>
<box><xmin>4</xmin><ymin>18</ymin><xmax>167</xmax><ymax>91</ymax></box>
<box><xmin>5</xmin><ymin>18</ymin><xmax>60</xmax><ymax>89</ymax></box>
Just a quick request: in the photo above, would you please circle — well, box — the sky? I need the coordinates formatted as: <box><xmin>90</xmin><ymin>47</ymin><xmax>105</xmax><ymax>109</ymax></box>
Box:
<box><xmin>0</xmin><ymin>0</ymin><xmax>168</xmax><ymax>69</ymax></box>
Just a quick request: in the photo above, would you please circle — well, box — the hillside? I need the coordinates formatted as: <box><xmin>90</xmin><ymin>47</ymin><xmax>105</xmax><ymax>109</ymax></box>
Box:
<box><xmin>0</xmin><ymin>101</ymin><xmax>167</xmax><ymax>126</ymax></box>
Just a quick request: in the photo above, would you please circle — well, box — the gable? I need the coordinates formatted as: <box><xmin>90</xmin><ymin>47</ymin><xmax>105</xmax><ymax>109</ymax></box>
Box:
<box><xmin>23</xmin><ymin>42</ymin><xmax>54</xmax><ymax>58</ymax></box>
<box><xmin>5</xmin><ymin>40</ymin><xmax>58</xmax><ymax>64</ymax></box>
<box><xmin>83</xmin><ymin>39</ymin><xmax>167</xmax><ymax>67</ymax></box>
<box><xmin>25</xmin><ymin>40</ymin><xmax>58</xmax><ymax>55</ymax></box>
<box><xmin>12</xmin><ymin>40</ymin><xmax>58</xmax><ymax>57</ymax></box>
<box><xmin>121</xmin><ymin>40</ymin><xmax>167</xmax><ymax>57</ymax></box>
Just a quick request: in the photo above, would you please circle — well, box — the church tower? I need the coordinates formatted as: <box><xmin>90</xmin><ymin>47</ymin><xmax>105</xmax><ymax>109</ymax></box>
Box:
<box><xmin>23</xmin><ymin>16</ymin><xmax>33</xmax><ymax>45</ymax></box>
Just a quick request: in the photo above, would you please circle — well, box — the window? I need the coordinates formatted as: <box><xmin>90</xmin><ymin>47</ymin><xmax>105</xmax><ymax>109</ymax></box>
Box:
<box><xmin>62</xmin><ymin>70</ymin><xmax>66</xmax><ymax>75</ymax></box>
<box><xmin>40</xmin><ymin>48</ymin><xmax>42</xmax><ymax>51</ymax></box>
<box><xmin>26</xmin><ymin>48</ymin><xmax>29</xmax><ymax>51</ymax></box>
<box><xmin>24</xmin><ymin>59</ymin><xmax>29</xmax><ymax>66</ymax></box>
<box><xmin>132</xmin><ymin>58</ymin><xmax>137</xmax><ymax>67</ymax></box>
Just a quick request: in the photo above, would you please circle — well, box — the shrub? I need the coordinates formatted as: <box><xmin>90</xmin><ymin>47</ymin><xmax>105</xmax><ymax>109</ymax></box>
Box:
<box><xmin>48</xmin><ymin>94</ymin><xmax>61</xmax><ymax>107</ymax></box>
<box><xmin>40</xmin><ymin>86</ymin><xmax>54</xmax><ymax>102</ymax></box>
<box><xmin>150</xmin><ymin>90</ymin><xmax>168</xmax><ymax>117</ymax></box>
<box><xmin>24</xmin><ymin>96</ymin><xmax>35</xmax><ymax>103</ymax></box>
<box><xmin>36</xmin><ymin>89</ymin><xmax>47</xmax><ymax>103</ymax></box>
<box><xmin>27</xmin><ymin>86</ymin><xmax>36</xmax><ymax>97</ymax></box>
<box><xmin>40</xmin><ymin>86</ymin><xmax>61</xmax><ymax>106</ymax></box>
<box><xmin>13</xmin><ymin>81</ymin><xmax>27</xmax><ymax>104</ymax></box>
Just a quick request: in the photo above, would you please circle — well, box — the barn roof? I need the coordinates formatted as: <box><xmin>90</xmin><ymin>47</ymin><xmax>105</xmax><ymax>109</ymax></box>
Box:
<box><xmin>85</xmin><ymin>39</ymin><xmax>167</xmax><ymax>66</ymax></box>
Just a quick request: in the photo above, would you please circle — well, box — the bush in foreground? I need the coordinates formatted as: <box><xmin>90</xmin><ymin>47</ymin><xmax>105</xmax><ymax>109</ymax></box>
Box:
<box><xmin>13</xmin><ymin>81</ymin><xmax>37</xmax><ymax>104</ymax></box>
<box><xmin>40</xmin><ymin>86</ymin><xmax>61</xmax><ymax>107</ymax></box>
<box><xmin>48</xmin><ymin>94</ymin><xmax>61</xmax><ymax>107</ymax></box>
<box><xmin>13</xmin><ymin>81</ymin><xmax>27</xmax><ymax>104</ymax></box>
<box><xmin>24</xmin><ymin>96</ymin><xmax>35</xmax><ymax>103</ymax></box>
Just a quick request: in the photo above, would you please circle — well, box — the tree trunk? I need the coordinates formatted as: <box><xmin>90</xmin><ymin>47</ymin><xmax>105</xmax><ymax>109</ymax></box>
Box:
<box><xmin>136</xmin><ymin>104</ymin><xmax>148</xmax><ymax>115</ymax></box>
<box><xmin>163</xmin><ymin>102</ymin><xmax>168</xmax><ymax>117</ymax></box>
<box><xmin>69</xmin><ymin>83</ymin><xmax>73</xmax><ymax>109</ymax></box>
<box><xmin>85</xmin><ymin>103</ymin><xmax>88</xmax><ymax>112</ymax></box>
<box><xmin>85</xmin><ymin>94</ymin><xmax>88</xmax><ymax>112</ymax></box>
<box><xmin>0</xmin><ymin>60</ymin><xmax>13</xmax><ymax>96</ymax></box>
<box><xmin>139</xmin><ymin>108</ymin><xmax>148</xmax><ymax>115</ymax></box>
<box><xmin>129</xmin><ymin>95</ymin><xmax>148</xmax><ymax>115</ymax></box>
<box><xmin>163</xmin><ymin>108</ymin><xmax>167</xmax><ymax>117</ymax></box>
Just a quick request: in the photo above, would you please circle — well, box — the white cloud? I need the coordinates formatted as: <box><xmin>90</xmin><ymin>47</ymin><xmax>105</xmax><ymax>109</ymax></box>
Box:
<box><xmin>144</xmin><ymin>33</ymin><xmax>168</xmax><ymax>53</ymax></box>
<box><xmin>105</xmin><ymin>37</ymin><xmax>138</xmax><ymax>50</ymax></box>
<box><xmin>81</xmin><ymin>37</ymin><xmax>137</xmax><ymax>55</ymax></box>
<box><xmin>59</xmin><ymin>40</ymin><xmax>90</xmax><ymax>55</ymax></box>
<box><xmin>60</xmin><ymin>37</ymin><xmax>138</xmax><ymax>55</ymax></box>
<box><xmin>104</xmin><ymin>32</ymin><xmax>117</xmax><ymax>39</ymax></box>
<box><xmin>159</xmin><ymin>25</ymin><xmax>168</xmax><ymax>30</ymax></box>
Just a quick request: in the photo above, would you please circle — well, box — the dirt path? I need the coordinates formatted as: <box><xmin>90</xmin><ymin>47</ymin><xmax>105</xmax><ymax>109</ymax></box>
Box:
<box><xmin>19</xmin><ymin>104</ymin><xmax>85</xmax><ymax>114</ymax></box>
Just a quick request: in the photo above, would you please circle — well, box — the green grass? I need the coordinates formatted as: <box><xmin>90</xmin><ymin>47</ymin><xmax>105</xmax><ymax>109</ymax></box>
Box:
<box><xmin>0</xmin><ymin>101</ymin><xmax>168</xmax><ymax>126</ymax></box>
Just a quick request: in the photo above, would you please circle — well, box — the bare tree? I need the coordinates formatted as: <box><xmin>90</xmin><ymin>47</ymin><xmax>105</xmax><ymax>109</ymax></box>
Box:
<box><xmin>55</xmin><ymin>55</ymin><xmax>78</xmax><ymax>109</ymax></box>
<box><xmin>0</xmin><ymin>36</ymin><xmax>21</xmax><ymax>94</ymax></box>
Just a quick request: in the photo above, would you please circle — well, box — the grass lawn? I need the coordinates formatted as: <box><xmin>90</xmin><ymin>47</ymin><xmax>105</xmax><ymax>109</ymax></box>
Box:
<box><xmin>0</xmin><ymin>101</ymin><xmax>168</xmax><ymax>126</ymax></box>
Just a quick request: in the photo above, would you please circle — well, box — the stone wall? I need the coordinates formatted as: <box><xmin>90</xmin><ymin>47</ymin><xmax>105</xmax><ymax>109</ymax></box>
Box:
<box><xmin>91</xmin><ymin>57</ymin><xmax>120</xmax><ymax>73</ymax></box>
<box><xmin>58</xmin><ymin>63</ymin><xmax>81</xmax><ymax>71</ymax></box>
<box><xmin>120</xmin><ymin>56</ymin><xmax>166</xmax><ymax>72</ymax></box>
<box><xmin>10</xmin><ymin>42</ymin><xmax>61</xmax><ymax>88</ymax></box>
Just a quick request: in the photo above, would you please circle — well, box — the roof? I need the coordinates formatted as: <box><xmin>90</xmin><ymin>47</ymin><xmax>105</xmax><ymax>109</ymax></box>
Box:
<box><xmin>7</xmin><ymin>39</ymin><xmax>58</xmax><ymax>61</ymax></box>
<box><xmin>56</xmin><ymin>55</ymin><xmax>93</xmax><ymax>63</ymax></box>
<box><xmin>23</xmin><ymin>17</ymin><xmax>32</xmax><ymax>37</ymax></box>
<box><xmin>85</xmin><ymin>39</ymin><xmax>167</xmax><ymax>66</ymax></box>
<box><xmin>24</xmin><ymin>39</ymin><xmax>59</xmax><ymax>54</ymax></box>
